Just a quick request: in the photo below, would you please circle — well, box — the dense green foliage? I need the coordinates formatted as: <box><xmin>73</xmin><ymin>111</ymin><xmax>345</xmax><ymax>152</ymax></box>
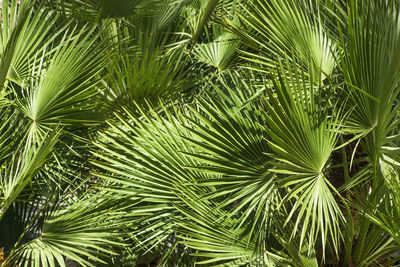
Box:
<box><xmin>1</xmin><ymin>0</ymin><xmax>400</xmax><ymax>266</ymax></box>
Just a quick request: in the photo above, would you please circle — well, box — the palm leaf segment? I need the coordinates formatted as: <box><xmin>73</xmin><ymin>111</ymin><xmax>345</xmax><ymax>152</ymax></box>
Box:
<box><xmin>263</xmin><ymin>64</ymin><xmax>343</xmax><ymax>255</ymax></box>
<box><xmin>93</xmin><ymin>75</ymin><xmax>278</xmax><ymax>265</ymax></box>
<box><xmin>92</xmin><ymin>103</ymin><xmax>210</xmax><ymax>254</ymax></box>
<box><xmin>235</xmin><ymin>0</ymin><xmax>336</xmax><ymax>80</ymax></box>
<box><xmin>340</xmin><ymin>1</ymin><xmax>400</xmax><ymax>177</ymax></box>
<box><xmin>192</xmin><ymin>23</ymin><xmax>239</xmax><ymax>71</ymax></box>
<box><xmin>0</xmin><ymin>1</ymin><xmax>63</xmax><ymax>85</ymax></box>
<box><xmin>14</xmin><ymin>25</ymin><xmax>111</xmax><ymax>146</ymax></box>
<box><xmin>53</xmin><ymin>0</ymin><xmax>166</xmax><ymax>18</ymax></box>
<box><xmin>93</xmin><ymin>65</ymin><xmax>343</xmax><ymax>264</ymax></box>
<box><xmin>3</xmin><ymin>191</ymin><xmax>132</xmax><ymax>267</ymax></box>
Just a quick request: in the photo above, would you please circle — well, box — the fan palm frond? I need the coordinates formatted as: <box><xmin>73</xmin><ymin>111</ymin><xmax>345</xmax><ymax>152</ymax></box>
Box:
<box><xmin>263</xmin><ymin>62</ymin><xmax>344</xmax><ymax>256</ymax></box>
<box><xmin>4</xmin><ymin>189</ymin><xmax>133</xmax><ymax>267</ymax></box>
<box><xmin>0</xmin><ymin>0</ymin><xmax>65</xmax><ymax>85</ymax></box>
<box><xmin>228</xmin><ymin>0</ymin><xmax>337</xmax><ymax>81</ymax></box>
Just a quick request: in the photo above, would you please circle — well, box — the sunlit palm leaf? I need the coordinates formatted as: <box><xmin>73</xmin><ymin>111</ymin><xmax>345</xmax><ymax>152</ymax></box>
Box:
<box><xmin>92</xmin><ymin>104</ymin><xmax>214</xmax><ymax>253</ymax></box>
<box><xmin>192</xmin><ymin>24</ymin><xmax>239</xmax><ymax>71</ymax></box>
<box><xmin>339</xmin><ymin>0</ymin><xmax>400</xmax><ymax>167</ymax></box>
<box><xmin>0</xmin><ymin>0</ymin><xmax>65</xmax><ymax>85</ymax></box>
<box><xmin>175</xmin><ymin>197</ymin><xmax>288</xmax><ymax>266</ymax></box>
<box><xmin>263</xmin><ymin>63</ymin><xmax>343</xmax><ymax>255</ymax></box>
<box><xmin>179</xmin><ymin>73</ymin><xmax>275</xmax><ymax>250</ymax></box>
<box><xmin>13</xmin><ymin>26</ymin><xmax>111</xmax><ymax>146</ymax></box>
<box><xmin>230</xmin><ymin>0</ymin><xmax>337</xmax><ymax>80</ymax></box>
<box><xmin>0</xmin><ymin>128</ymin><xmax>61</xmax><ymax>220</ymax></box>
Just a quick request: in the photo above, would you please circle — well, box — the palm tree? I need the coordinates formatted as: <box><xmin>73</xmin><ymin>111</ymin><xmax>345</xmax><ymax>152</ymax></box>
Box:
<box><xmin>2</xmin><ymin>0</ymin><xmax>400</xmax><ymax>266</ymax></box>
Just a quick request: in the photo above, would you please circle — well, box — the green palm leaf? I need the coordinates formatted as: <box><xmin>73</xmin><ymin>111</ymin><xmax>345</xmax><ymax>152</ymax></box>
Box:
<box><xmin>50</xmin><ymin>0</ymin><xmax>166</xmax><ymax>18</ymax></box>
<box><xmin>4</xmin><ymin>190</ymin><xmax>133</xmax><ymax>267</ymax></box>
<box><xmin>229</xmin><ymin>0</ymin><xmax>337</xmax><ymax>80</ymax></box>
<box><xmin>92</xmin><ymin>103</ymin><xmax>214</xmax><ymax>254</ymax></box>
<box><xmin>13</xmin><ymin>25</ymin><xmax>111</xmax><ymax>146</ymax></box>
<box><xmin>105</xmin><ymin>47</ymin><xmax>192</xmax><ymax>111</ymax></box>
<box><xmin>0</xmin><ymin>128</ymin><xmax>61</xmax><ymax>220</ymax></box>
<box><xmin>263</xmin><ymin>63</ymin><xmax>343</xmax><ymax>256</ymax></box>
<box><xmin>192</xmin><ymin>24</ymin><xmax>239</xmax><ymax>71</ymax></box>
<box><xmin>175</xmin><ymin>198</ymin><xmax>288</xmax><ymax>266</ymax></box>
<box><xmin>339</xmin><ymin>0</ymin><xmax>400</xmax><ymax>167</ymax></box>
<box><xmin>0</xmin><ymin>0</ymin><xmax>65</xmax><ymax>85</ymax></box>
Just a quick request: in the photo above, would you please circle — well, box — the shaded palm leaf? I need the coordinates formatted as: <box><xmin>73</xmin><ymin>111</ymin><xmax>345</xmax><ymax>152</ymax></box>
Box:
<box><xmin>50</xmin><ymin>0</ymin><xmax>166</xmax><ymax>19</ymax></box>
<box><xmin>104</xmin><ymin>47</ymin><xmax>192</xmax><ymax>111</ymax></box>
<box><xmin>4</xmin><ymin>190</ymin><xmax>133</xmax><ymax>267</ymax></box>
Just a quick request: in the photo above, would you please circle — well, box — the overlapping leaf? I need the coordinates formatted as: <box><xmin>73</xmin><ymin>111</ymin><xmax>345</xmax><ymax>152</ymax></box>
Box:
<box><xmin>228</xmin><ymin>0</ymin><xmax>337</xmax><ymax>80</ymax></box>
<box><xmin>263</xmin><ymin>64</ymin><xmax>343</xmax><ymax>255</ymax></box>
